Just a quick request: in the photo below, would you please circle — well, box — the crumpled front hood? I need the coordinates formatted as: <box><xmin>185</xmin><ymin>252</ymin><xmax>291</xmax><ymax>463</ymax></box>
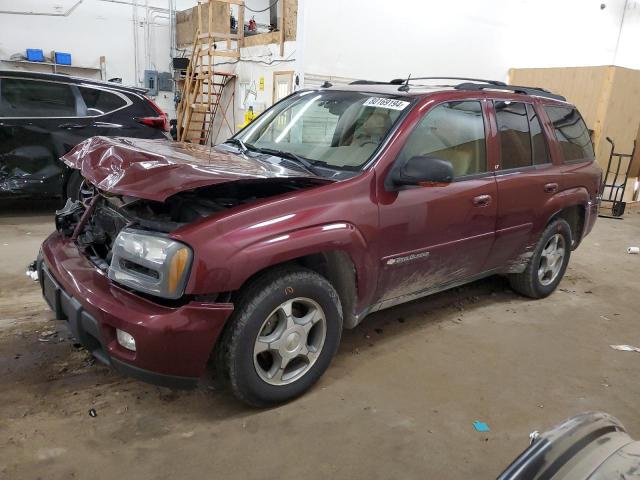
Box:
<box><xmin>62</xmin><ymin>136</ymin><xmax>319</xmax><ymax>202</ymax></box>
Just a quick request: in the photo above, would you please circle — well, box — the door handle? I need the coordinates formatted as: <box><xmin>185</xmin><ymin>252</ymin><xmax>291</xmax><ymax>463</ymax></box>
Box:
<box><xmin>472</xmin><ymin>194</ymin><xmax>492</xmax><ymax>207</ymax></box>
<box><xmin>58</xmin><ymin>123</ymin><xmax>87</xmax><ymax>129</ymax></box>
<box><xmin>544</xmin><ymin>183</ymin><xmax>559</xmax><ymax>193</ymax></box>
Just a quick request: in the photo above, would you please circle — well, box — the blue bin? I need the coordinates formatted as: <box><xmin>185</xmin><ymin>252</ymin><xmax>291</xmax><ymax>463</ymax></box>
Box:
<box><xmin>26</xmin><ymin>49</ymin><xmax>45</xmax><ymax>62</ymax></box>
<box><xmin>54</xmin><ymin>52</ymin><xmax>72</xmax><ymax>65</ymax></box>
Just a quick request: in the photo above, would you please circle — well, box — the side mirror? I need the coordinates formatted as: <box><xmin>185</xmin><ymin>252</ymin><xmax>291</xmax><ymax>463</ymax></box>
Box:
<box><xmin>392</xmin><ymin>155</ymin><xmax>454</xmax><ymax>186</ymax></box>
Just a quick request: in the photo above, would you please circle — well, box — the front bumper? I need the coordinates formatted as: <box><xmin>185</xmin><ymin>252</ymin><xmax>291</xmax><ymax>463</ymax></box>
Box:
<box><xmin>40</xmin><ymin>232</ymin><xmax>234</xmax><ymax>389</ymax></box>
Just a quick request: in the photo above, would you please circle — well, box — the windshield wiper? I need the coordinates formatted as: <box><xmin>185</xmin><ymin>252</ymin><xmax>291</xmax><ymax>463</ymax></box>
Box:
<box><xmin>224</xmin><ymin>138</ymin><xmax>250</xmax><ymax>154</ymax></box>
<box><xmin>253</xmin><ymin>147</ymin><xmax>322</xmax><ymax>176</ymax></box>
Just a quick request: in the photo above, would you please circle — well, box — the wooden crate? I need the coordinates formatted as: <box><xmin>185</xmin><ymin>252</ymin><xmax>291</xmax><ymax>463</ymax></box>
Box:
<box><xmin>509</xmin><ymin>66</ymin><xmax>640</xmax><ymax>201</ymax></box>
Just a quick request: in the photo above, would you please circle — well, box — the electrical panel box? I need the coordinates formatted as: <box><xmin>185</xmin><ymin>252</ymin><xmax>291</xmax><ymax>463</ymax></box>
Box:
<box><xmin>172</xmin><ymin>57</ymin><xmax>189</xmax><ymax>70</ymax></box>
<box><xmin>144</xmin><ymin>70</ymin><xmax>158</xmax><ymax>96</ymax></box>
<box><xmin>158</xmin><ymin>72</ymin><xmax>173</xmax><ymax>92</ymax></box>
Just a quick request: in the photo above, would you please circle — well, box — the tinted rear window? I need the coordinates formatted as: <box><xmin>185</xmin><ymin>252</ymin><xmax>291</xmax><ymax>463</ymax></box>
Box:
<box><xmin>0</xmin><ymin>78</ymin><xmax>76</xmax><ymax>117</ymax></box>
<box><xmin>544</xmin><ymin>106</ymin><xmax>594</xmax><ymax>162</ymax></box>
<box><xmin>79</xmin><ymin>87</ymin><xmax>127</xmax><ymax>115</ymax></box>
<box><xmin>527</xmin><ymin>104</ymin><xmax>550</xmax><ymax>165</ymax></box>
<box><xmin>495</xmin><ymin>101</ymin><xmax>531</xmax><ymax>169</ymax></box>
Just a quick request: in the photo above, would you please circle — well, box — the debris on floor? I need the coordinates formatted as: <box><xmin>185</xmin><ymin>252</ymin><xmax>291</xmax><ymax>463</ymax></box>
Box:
<box><xmin>473</xmin><ymin>421</ymin><xmax>491</xmax><ymax>432</ymax></box>
<box><xmin>559</xmin><ymin>288</ymin><xmax>576</xmax><ymax>293</ymax></box>
<box><xmin>88</xmin><ymin>408</ymin><xmax>97</xmax><ymax>417</ymax></box>
<box><xmin>609</xmin><ymin>344</ymin><xmax>640</xmax><ymax>353</ymax></box>
<box><xmin>25</xmin><ymin>260</ymin><xmax>38</xmax><ymax>281</ymax></box>
<box><xmin>38</xmin><ymin>329</ymin><xmax>58</xmax><ymax>342</ymax></box>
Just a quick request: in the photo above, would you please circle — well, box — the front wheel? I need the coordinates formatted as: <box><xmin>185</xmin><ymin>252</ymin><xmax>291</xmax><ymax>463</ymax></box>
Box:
<box><xmin>509</xmin><ymin>218</ymin><xmax>572</xmax><ymax>299</ymax></box>
<box><xmin>223</xmin><ymin>267</ymin><xmax>343</xmax><ymax>407</ymax></box>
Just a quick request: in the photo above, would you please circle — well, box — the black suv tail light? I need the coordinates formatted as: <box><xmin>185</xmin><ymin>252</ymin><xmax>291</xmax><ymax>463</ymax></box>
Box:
<box><xmin>136</xmin><ymin>96</ymin><xmax>168</xmax><ymax>131</ymax></box>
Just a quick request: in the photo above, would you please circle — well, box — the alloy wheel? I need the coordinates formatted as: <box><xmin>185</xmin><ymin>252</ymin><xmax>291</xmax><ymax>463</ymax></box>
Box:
<box><xmin>253</xmin><ymin>297</ymin><xmax>327</xmax><ymax>386</ymax></box>
<box><xmin>538</xmin><ymin>233</ymin><xmax>566</xmax><ymax>286</ymax></box>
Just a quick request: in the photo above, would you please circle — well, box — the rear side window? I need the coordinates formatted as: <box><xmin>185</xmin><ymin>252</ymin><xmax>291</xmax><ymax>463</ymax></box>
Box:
<box><xmin>0</xmin><ymin>78</ymin><xmax>76</xmax><ymax>117</ymax></box>
<box><xmin>527</xmin><ymin>104</ymin><xmax>550</xmax><ymax>165</ymax></box>
<box><xmin>544</xmin><ymin>106</ymin><xmax>595</xmax><ymax>162</ymax></box>
<box><xmin>79</xmin><ymin>87</ymin><xmax>127</xmax><ymax>116</ymax></box>
<box><xmin>397</xmin><ymin>101</ymin><xmax>487</xmax><ymax>178</ymax></box>
<box><xmin>495</xmin><ymin>101</ymin><xmax>531</xmax><ymax>169</ymax></box>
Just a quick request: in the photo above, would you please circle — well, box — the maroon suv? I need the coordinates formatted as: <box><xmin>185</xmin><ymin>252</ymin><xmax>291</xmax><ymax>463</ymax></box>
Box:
<box><xmin>37</xmin><ymin>77</ymin><xmax>601</xmax><ymax>406</ymax></box>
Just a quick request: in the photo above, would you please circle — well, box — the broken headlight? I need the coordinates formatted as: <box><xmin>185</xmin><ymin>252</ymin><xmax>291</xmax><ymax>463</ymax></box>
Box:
<box><xmin>108</xmin><ymin>229</ymin><xmax>193</xmax><ymax>299</ymax></box>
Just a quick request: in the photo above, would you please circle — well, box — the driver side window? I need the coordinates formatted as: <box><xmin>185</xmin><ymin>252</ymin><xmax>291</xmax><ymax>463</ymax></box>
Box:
<box><xmin>397</xmin><ymin>101</ymin><xmax>487</xmax><ymax>178</ymax></box>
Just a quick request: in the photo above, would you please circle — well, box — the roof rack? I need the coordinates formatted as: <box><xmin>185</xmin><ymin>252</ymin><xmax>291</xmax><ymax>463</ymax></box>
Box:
<box><xmin>349</xmin><ymin>77</ymin><xmax>506</xmax><ymax>88</ymax></box>
<box><xmin>348</xmin><ymin>76</ymin><xmax>566</xmax><ymax>101</ymax></box>
<box><xmin>390</xmin><ymin>76</ymin><xmax>507</xmax><ymax>87</ymax></box>
<box><xmin>454</xmin><ymin>82</ymin><xmax>566</xmax><ymax>101</ymax></box>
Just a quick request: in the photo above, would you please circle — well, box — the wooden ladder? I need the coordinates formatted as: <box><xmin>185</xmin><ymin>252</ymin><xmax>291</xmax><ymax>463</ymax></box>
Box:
<box><xmin>176</xmin><ymin>0</ymin><xmax>244</xmax><ymax>144</ymax></box>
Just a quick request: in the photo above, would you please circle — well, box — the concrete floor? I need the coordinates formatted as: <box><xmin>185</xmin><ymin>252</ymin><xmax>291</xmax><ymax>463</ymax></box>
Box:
<box><xmin>1</xmin><ymin>203</ymin><xmax>640</xmax><ymax>479</ymax></box>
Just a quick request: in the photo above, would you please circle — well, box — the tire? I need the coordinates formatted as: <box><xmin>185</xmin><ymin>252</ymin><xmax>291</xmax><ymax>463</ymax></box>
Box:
<box><xmin>65</xmin><ymin>170</ymin><xmax>96</xmax><ymax>202</ymax></box>
<box><xmin>509</xmin><ymin>218</ymin><xmax>572</xmax><ymax>299</ymax></box>
<box><xmin>65</xmin><ymin>170</ymin><xmax>83</xmax><ymax>201</ymax></box>
<box><xmin>223</xmin><ymin>266</ymin><xmax>343</xmax><ymax>407</ymax></box>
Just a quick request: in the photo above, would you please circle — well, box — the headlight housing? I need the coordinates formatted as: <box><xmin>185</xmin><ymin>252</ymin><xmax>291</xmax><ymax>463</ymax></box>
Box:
<box><xmin>108</xmin><ymin>229</ymin><xmax>193</xmax><ymax>299</ymax></box>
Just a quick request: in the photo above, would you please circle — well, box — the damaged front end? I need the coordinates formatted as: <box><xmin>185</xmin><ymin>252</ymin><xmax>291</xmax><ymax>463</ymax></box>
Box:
<box><xmin>48</xmin><ymin>136</ymin><xmax>332</xmax><ymax>302</ymax></box>
<box><xmin>55</xmin><ymin>178</ymin><xmax>323</xmax><ymax>300</ymax></box>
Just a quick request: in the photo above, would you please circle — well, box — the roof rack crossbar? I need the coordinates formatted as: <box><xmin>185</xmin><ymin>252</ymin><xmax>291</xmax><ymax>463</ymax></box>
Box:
<box><xmin>454</xmin><ymin>82</ymin><xmax>566</xmax><ymax>101</ymax></box>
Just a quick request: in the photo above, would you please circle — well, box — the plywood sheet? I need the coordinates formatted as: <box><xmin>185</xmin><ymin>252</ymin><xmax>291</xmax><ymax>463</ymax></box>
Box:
<box><xmin>284</xmin><ymin>0</ymin><xmax>297</xmax><ymax>40</ymax></box>
<box><xmin>630</xmin><ymin>124</ymin><xmax>640</xmax><ymax>178</ymax></box>
<box><xmin>243</xmin><ymin>31</ymin><xmax>279</xmax><ymax>47</ymax></box>
<box><xmin>598</xmin><ymin>67</ymin><xmax>640</xmax><ymax>166</ymax></box>
<box><xmin>176</xmin><ymin>1</ymin><xmax>230</xmax><ymax>48</ymax></box>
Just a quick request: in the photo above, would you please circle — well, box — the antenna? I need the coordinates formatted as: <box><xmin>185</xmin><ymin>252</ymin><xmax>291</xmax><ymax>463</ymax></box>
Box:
<box><xmin>398</xmin><ymin>74</ymin><xmax>411</xmax><ymax>92</ymax></box>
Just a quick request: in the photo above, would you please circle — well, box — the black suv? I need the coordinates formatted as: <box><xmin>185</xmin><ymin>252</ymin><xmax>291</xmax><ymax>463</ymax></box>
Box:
<box><xmin>0</xmin><ymin>70</ymin><xmax>170</xmax><ymax>201</ymax></box>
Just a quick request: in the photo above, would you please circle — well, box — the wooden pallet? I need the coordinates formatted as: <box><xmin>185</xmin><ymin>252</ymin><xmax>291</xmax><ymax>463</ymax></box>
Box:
<box><xmin>176</xmin><ymin>0</ymin><xmax>244</xmax><ymax>144</ymax></box>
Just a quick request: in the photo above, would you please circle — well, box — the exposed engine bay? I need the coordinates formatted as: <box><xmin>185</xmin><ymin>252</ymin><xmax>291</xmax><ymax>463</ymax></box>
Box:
<box><xmin>56</xmin><ymin>177</ymin><xmax>323</xmax><ymax>271</ymax></box>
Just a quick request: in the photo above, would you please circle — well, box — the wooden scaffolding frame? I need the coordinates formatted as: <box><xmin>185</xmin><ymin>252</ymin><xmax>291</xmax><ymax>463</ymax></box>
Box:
<box><xmin>176</xmin><ymin>0</ymin><xmax>244</xmax><ymax>144</ymax></box>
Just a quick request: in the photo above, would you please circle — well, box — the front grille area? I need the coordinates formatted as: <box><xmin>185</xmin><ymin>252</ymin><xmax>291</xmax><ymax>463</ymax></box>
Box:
<box><xmin>77</xmin><ymin>198</ymin><xmax>129</xmax><ymax>270</ymax></box>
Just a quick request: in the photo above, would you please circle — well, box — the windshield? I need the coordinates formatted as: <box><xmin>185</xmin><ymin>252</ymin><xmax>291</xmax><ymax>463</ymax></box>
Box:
<box><xmin>234</xmin><ymin>90</ymin><xmax>413</xmax><ymax>170</ymax></box>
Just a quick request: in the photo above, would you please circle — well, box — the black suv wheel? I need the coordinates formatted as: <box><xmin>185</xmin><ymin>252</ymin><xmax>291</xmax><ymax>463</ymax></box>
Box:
<box><xmin>65</xmin><ymin>170</ymin><xmax>95</xmax><ymax>202</ymax></box>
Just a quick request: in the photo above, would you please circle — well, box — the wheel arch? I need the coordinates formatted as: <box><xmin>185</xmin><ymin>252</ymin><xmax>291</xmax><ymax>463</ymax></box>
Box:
<box><xmin>548</xmin><ymin>203</ymin><xmax>586</xmax><ymax>249</ymax></box>
<box><xmin>196</xmin><ymin>221</ymin><xmax>376</xmax><ymax>330</ymax></box>
<box><xmin>228</xmin><ymin>250</ymin><xmax>361</xmax><ymax>330</ymax></box>
<box><xmin>540</xmin><ymin>187</ymin><xmax>590</xmax><ymax>249</ymax></box>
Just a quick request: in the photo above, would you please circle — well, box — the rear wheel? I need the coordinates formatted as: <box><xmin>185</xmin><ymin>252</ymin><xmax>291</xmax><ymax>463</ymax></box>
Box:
<box><xmin>223</xmin><ymin>267</ymin><xmax>342</xmax><ymax>407</ymax></box>
<box><xmin>509</xmin><ymin>218</ymin><xmax>572</xmax><ymax>299</ymax></box>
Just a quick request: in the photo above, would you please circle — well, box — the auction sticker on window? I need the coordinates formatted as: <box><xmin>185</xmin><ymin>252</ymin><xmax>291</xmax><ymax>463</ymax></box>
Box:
<box><xmin>363</xmin><ymin>97</ymin><xmax>410</xmax><ymax>110</ymax></box>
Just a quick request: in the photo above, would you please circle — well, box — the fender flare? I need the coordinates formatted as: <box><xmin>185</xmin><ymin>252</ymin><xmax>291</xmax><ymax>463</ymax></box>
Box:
<box><xmin>538</xmin><ymin>187</ymin><xmax>590</xmax><ymax>234</ymax></box>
